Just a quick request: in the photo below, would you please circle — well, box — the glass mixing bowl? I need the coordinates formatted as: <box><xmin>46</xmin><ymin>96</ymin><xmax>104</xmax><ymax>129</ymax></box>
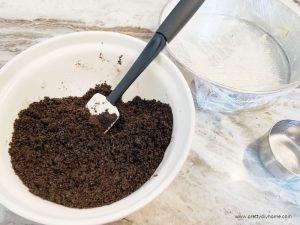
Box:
<box><xmin>160</xmin><ymin>0</ymin><xmax>300</xmax><ymax>112</ymax></box>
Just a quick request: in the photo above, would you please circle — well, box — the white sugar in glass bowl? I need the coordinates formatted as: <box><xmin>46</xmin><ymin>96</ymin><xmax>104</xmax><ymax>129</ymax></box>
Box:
<box><xmin>0</xmin><ymin>31</ymin><xmax>195</xmax><ymax>225</ymax></box>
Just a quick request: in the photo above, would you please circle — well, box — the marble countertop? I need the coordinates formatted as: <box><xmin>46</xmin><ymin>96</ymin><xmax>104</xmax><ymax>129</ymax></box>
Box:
<box><xmin>1</xmin><ymin>0</ymin><xmax>300</xmax><ymax>225</ymax></box>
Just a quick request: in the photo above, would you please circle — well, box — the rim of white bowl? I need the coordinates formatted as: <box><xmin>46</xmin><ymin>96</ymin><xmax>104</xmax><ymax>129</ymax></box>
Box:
<box><xmin>0</xmin><ymin>31</ymin><xmax>195</xmax><ymax>225</ymax></box>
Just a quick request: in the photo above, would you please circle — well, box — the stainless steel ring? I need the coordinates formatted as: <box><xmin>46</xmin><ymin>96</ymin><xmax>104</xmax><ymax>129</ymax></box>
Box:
<box><xmin>258</xmin><ymin>120</ymin><xmax>300</xmax><ymax>182</ymax></box>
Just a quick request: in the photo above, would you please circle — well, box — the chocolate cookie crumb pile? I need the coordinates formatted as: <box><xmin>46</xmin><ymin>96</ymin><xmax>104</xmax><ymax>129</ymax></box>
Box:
<box><xmin>89</xmin><ymin>111</ymin><xmax>118</xmax><ymax>133</ymax></box>
<box><xmin>9</xmin><ymin>83</ymin><xmax>173</xmax><ymax>208</ymax></box>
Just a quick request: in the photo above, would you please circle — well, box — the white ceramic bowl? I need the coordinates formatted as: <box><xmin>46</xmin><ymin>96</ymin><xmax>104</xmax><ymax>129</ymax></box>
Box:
<box><xmin>0</xmin><ymin>31</ymin><xmax>195</xmax><ymax>225</ymax></box>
